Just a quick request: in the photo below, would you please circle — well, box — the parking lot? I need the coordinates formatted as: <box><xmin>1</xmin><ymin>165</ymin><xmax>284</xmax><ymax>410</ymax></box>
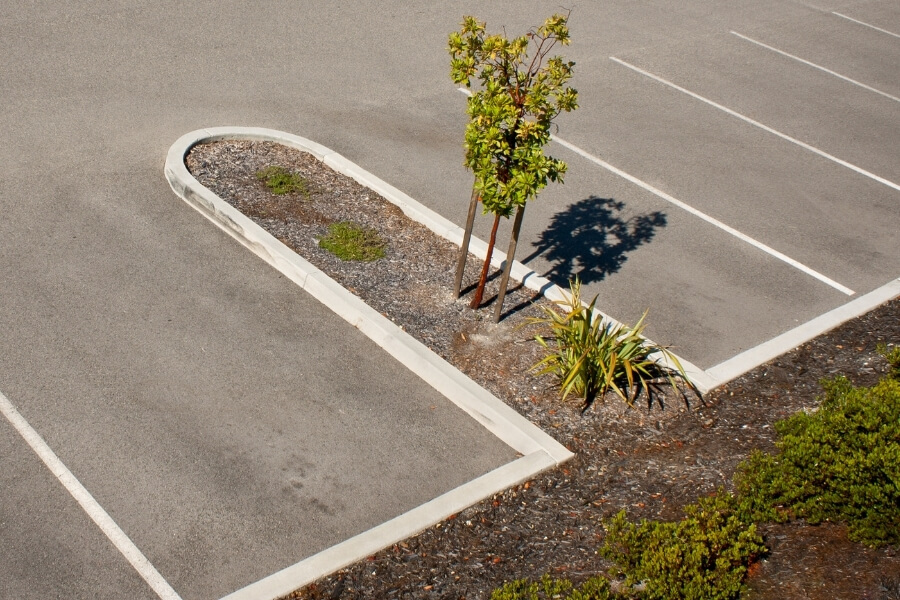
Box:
<box><xmin>1</xmin><ymin>1</ymin><xmax>897</xmax><ymax>598</ymax></box>
<box><xmin>443</xmin><ymin>0</ymin><xmax>900</xmax><ymax>370</ymax></box>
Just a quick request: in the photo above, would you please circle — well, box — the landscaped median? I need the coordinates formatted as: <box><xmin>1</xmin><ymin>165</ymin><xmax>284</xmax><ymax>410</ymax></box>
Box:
<box><xmin>165</xmin><ymin>127</ymin><xmax>576</xmax><ymax>600</ymax></box>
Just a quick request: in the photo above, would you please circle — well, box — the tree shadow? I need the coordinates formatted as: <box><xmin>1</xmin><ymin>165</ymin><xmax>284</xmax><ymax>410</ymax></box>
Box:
<box><xmin>522</xmin><ymin>196</ymin><xmax>667</xmax><ymax>285</ymax></box>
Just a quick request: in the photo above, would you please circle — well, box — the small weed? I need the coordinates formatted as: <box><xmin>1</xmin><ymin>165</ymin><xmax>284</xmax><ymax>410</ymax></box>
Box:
<box><xmin>318</xmin><ymin>221</ymin><xmax>386</xmax><ymax>262</ymax></box>
<box><xmin>255</xmin><ymin>165</ymin><xmax>309</xmax><ymax>197</ymax></box>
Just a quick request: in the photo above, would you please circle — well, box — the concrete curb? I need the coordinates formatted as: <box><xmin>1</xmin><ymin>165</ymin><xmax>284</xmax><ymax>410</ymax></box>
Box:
<box><xmin>165</xmin><ymin>127</ymin><xmax>712</xmax><ymax>390</ymax></box>
<box><xmin>223</xmin><ymin>451</ymin><xmax>556</xmax><ymax>600</ymax></box>
<box><xmin>706</xmin><ymin>276</ymin><xmax>900</xmax><ymax>385</ymax></box>
<box><xmin>165</xmin><ymin>127</ymin><xmax>574</xmax><ymax>600</ymax></box>
<box><xmin>165</xmin><ymin>127</ymin><xmax>572</xmax><ymax>461</ymax></box>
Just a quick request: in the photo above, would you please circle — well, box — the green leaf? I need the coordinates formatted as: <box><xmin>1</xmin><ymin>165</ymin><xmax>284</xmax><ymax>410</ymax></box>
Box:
<box><xmin>526</xmin><ymin>277</ymin><xmax>697</xmax><ymax>408</ymax></box>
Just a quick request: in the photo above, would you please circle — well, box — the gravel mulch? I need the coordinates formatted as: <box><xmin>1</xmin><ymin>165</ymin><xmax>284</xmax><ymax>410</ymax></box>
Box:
<box><xmin>185</xmin><ymin>140</ymin><xmax>900</xmax><ymax>600</ymax></box>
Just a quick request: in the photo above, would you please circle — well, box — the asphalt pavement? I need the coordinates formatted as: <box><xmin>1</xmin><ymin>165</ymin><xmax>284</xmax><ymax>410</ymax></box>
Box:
<box><xmin>1</xmin><ymin>0</ymin><xmax>898</xmax><ymax>598</ymax></box>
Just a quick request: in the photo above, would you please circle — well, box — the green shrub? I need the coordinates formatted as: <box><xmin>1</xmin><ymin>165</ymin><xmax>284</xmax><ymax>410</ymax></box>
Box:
<box><xmin>878</xmin><ymin>342</ymin><xmax>900</xmax><ymax>380</ymax></box>
<box><xmin>491</xmin><ymin>574</ymin><xmax>614</xmax><ymax>600</ymax></box>
<box><xmin>599</xmin><ymin>492</ymin><xmax>765</xmax><ymax>600</ymax></box>
<box><xmin>735</xmin><ymin>375</ymin><xmax>900</xmax><ymax>547</ymax></box>
<box><xmin>494</xmin><ymin>339</ymin><xmax>900</xmax><ymax>600</ymax></box>
<box><xmin>255</xmin><ymin>165</ymin><xmax>309</xmax><ymax>197</ymax></box>
<box><xmin>318</xmin><ymin>221</ymin><xmax>386</xmax><ymax>262</ymax></box>
<box><xmin>529</xmin><ymin>278</ymin><xmax>695</xmax><ymax>407</ymax></box>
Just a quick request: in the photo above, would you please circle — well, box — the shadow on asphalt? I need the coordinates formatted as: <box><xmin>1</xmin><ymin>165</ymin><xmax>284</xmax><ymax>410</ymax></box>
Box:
<box><xmin>460</xmin><ymin>196</ymin><xmax>667</xmax><ymax>322</ymax></box>
<box><xmin>524</xmin><ymin>195</ymin><xmax>667</xmax><ymax>285</ymax></box>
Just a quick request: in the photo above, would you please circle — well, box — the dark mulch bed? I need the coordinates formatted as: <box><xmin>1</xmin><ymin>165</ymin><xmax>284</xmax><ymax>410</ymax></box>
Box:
<box><xmin>185</xmin><ymin>140</ymin><xmax>900</xmax><ymax>600</ymax></box>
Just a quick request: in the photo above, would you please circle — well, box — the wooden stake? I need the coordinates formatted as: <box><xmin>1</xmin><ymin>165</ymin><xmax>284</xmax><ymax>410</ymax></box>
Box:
<box><xmin>494</xmin><ymin>205</ymin><xmax>525</xmax><ymax>323</ymax></box>
<box><xmin>454</xmin><ymin>186</ymin><xmax>480</xmax><ymax>298</ymax></box>
<box><xmin>470</xmin><ymin>213</ymin><xmax>501</xmax><ymax>309</ymax></box>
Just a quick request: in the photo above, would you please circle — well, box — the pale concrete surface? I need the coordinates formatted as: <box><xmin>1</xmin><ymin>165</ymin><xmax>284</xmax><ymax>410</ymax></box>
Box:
<box><xmin>0</xmin><ymin>185</ymin><xmax>518</xmax><ymax>599</ymax></box>
<box><xmin>0</xmin><ymin>4</ymin><xmax>523</xmax><ymax>598</ymax></box>
<box><xmin>1</xmin><ymin>0</ymin><xmax>898</xmax><ymax>598</ymax></box>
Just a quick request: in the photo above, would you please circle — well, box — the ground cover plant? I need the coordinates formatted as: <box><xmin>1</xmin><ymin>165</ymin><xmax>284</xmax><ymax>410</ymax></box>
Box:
<box><xmin>598</xmin><ymin>492</ymin><xmax>765</xmax><ymax>600</ymax></box>
<box><xmin>318</xmin><ymin>221</ymin><xmax>387</xmax><ymax>262</ymax></box>
<box><xmin>496</xmin><ymin>350</ymin><xmax>900</xmax><ymax>599</ymax></box>
<box><xmin>494</xmin><ymin>493</ymin><xmax>765</xmax><ymax>600</ymax></box>
<box><xmin>185</xmin><ymin>140</ymin><xmax>900</xmax><ymax>600</ymax></box>
<box><xmin>879</xmin><ymin>342</ymin><xmax>900</xmax><ymax>379</ymax></box>
<box><xmin>736</xmin><ymin>362</ymin><xmax>900</xmax><ymax>548</ymax></box>
<box><xmin>256</xmin><ymin>165</ymin><xmax>310</xmax><ymax>197</ymax></box>
<box><xmin>491</xmin><ymin>575</ymin><xmax>614</xmax><ymax>600</ymax></box>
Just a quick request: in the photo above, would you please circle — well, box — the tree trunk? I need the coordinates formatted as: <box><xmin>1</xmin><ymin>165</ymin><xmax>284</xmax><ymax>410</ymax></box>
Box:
<box><xmin>454</xmin><ymin>186</ymin><xmax>480</xmax><ymax>298</ymax></box>
<box><xmin>470</xmin><ymin>213</ymin><xmax>501</xmax><ymax>309</ymax></box>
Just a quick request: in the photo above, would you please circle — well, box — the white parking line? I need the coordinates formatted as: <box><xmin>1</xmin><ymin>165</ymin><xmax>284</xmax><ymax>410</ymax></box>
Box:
<box><xmin>610</xmin><ymin>57</ymin><xmax>900</xmax><ymax>194</ymax></box>
<box><xmin>731</xmin><ymin>31</ymin><xmax>900</xmax><ymax>103</ymax></box>
<box><xmin>550</xmin><ymin>136</ymin><xmax>855</xmax><ymax>296</ymax></box>
<box><xmin>0</xmin><ymin>390</ymin><xmax>181</xmax><ymax>600</ymax></box>
<box><xmin>455</xmin><ymin>88</ymin><xmax>854</xmax><ymax>296</ymax></box>
<box><xmin>832</xmin><ymin>11</ymin><xmax>900</xmax><ymax>39</ymax></box>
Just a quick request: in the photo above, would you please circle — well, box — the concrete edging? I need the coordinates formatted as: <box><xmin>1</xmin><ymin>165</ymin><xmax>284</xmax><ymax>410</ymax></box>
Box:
<box><xmin>165</xmin><ymin>127</ymin><xmax>712</xmax><ymax>388</ymax></box>
<box><xmin>164</xmin><ymin>127</ymin><xmax>573</xmax><ymax>600</ymax></box>
<box><xmin>706</xmin><ymin>276</ymin><xmax>900</xmax><ymax>385</ymax></box>
<box><xmin>222</xmin><ymin>451</ymin><xmax>556</xmax><ymax>600</ymax></box>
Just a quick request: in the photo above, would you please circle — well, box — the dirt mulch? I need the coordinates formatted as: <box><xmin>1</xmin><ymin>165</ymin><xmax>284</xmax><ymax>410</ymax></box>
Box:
<box><xmin>185</xmin><ymin>140</ymin><xmax>900</xmax><ymax>600</ymax></box>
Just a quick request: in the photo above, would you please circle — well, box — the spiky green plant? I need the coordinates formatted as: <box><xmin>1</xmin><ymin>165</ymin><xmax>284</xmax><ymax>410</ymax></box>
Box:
<box><xmin>529</xmin><ymin>278</ymin><xmax>694</xmax><ymax>407</ymax></box>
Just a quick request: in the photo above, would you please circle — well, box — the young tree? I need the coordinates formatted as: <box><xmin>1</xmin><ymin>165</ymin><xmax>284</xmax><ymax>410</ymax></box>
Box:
<box><xmin>449</xmin><ymin>13</ymin><xmax>578</xmax><ymax>318</ymax></box>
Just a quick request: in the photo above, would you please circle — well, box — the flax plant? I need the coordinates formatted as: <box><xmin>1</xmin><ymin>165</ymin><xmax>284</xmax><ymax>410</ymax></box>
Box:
<box><xmin>530</xmin><ymin>279</ymin><xmax>695</xmax><ymax>408</ymax></box>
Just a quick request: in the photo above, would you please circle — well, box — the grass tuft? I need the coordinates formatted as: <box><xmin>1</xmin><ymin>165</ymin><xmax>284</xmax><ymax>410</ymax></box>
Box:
<box><xmin>255</xmin><ymin>165</ymin><xmax>309</xmax><ymax>197</ymax></box>
<box><xmin>318</xmin><ymin>221</ymin><xmax>386</xmax><ymax>262</ymax></box>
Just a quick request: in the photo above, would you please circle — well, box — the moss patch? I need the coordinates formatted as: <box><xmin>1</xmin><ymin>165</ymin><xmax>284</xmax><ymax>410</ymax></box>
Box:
<box><xmin>318</xmin><ymin>221</ymin><xmax>386</xmax><ymax>262</ymax></box>
<box><xmin>255</xmin><ymin>165</ymin><xmax>309</xmax><ymax>197</ymax></box>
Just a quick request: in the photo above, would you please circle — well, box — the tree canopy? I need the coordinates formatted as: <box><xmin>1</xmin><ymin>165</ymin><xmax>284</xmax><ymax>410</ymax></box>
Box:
<box><xmin>449</xmin><ymin>13</ymin><xmax>578</xmax><ymax>218</ymax></box>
